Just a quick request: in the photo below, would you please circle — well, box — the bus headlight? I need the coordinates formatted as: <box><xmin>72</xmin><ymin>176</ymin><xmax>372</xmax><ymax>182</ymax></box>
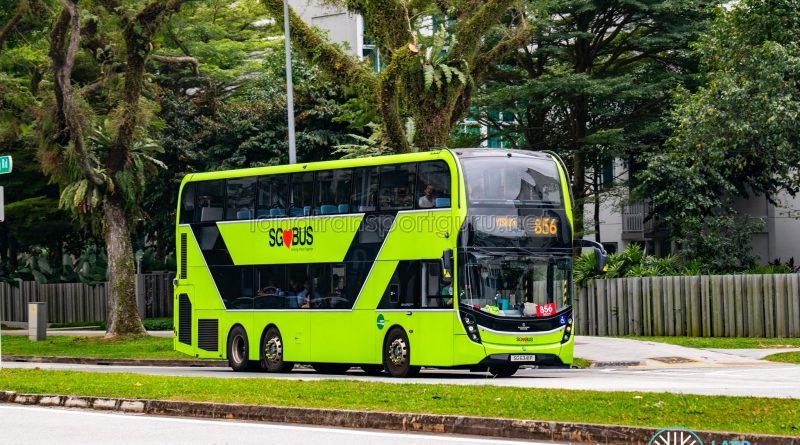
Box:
<box><xmin>461</xmin><ymin>313</ymin><xmax>482</xmax><ymax>344</ymax></box>
<box><xmin>561</xmin><ymin>318</ymin><xmax>573</xmax><ymax>344</ymax></box>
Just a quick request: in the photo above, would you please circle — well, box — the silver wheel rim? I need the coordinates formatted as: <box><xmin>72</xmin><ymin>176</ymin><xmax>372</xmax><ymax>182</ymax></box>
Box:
<box><xmin>231</xmin><ymin>335</ymin><xmax>245</xmax><ymax>364</ymax></box>
<box><xmin>265</xmin><ymin>335</ymin><xmax>283</xmax><ymax>366</ymax></box>
<box><xmin>388</xmin><ymin>337</ymin><xmax>407</xmax><ymax>366</ymax></box>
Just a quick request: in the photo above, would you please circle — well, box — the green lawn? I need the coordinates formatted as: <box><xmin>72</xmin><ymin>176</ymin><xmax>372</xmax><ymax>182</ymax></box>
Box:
<box><xmin>623</xmin><ymin>336</ymin><xmax>800</xmax><ymax>349</ymax></box>
<box><xmin>48</xmin><ymin>318</ymin><xmax>173</xmax><ymax>331</ymax></box>
<box><xmin>765</xmin><ymin>352</ymin><xmax>800</xmax><ymax>365</ymax></box>
<box><xmin>0</xmin><ymin>335</ymin><xmax>188</xmax><ymax>360</ymax></box>
<box><xmin>0</xmin><ymin>368</ymin><xmax>798</xmax><ymax>436</ymax></box>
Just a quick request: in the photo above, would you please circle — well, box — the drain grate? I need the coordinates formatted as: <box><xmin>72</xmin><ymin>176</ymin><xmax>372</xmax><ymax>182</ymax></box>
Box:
<box><xmin>648</xmin><ymin>356</ymin><xmax>698</xmax><ymax>364</ymax></box>
<box><xmin>590</xmin><ymin>361</ymin><xmax>642</xmax><ymax>368</ymax></box>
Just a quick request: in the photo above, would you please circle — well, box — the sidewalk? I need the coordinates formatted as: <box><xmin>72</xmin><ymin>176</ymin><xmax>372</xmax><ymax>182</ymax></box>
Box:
<box><xmin>1</xmin><ymin>330</ymin><xmax>172</xmax><ymax>338</ymax></box>
<box><xmin>574</xmin><ymin>336</ymin><xmax>799</xmax><ymax>367</ymax></box>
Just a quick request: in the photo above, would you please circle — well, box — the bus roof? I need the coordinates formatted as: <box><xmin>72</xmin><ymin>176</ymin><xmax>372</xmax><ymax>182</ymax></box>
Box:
<box><xmin>183</xmin><ymin>149</ymin><xmax>457</xmax><ymax>184</ymax></box>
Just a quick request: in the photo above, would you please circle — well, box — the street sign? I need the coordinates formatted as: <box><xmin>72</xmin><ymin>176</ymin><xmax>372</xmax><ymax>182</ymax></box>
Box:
<box><xmin>0</xmin><ymin>155</ymin><xmax>11</xmax><ymax>174</ymax></box>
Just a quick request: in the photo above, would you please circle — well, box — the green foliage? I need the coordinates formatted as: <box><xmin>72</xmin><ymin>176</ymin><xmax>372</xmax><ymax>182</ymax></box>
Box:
<box><xmin>576</xmin><ymin>242</ymin><xmax>795</xmax><ymax>286</ymax></box>
<box><xmin>2</xmin><ymin>244</ymin><xmax>107</xmax><ymax>285</ymax></box>
<box><xmin>419</xmin><ymin>24</ymin><xmax>468</xmax><ymax>92</ymax></box>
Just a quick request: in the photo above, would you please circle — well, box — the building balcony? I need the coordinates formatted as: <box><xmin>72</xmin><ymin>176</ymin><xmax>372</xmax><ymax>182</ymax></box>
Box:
<box><xmin>622</xmin><ymin>201</ymin><xmax>668</xmax><ymax>240</ymax></box>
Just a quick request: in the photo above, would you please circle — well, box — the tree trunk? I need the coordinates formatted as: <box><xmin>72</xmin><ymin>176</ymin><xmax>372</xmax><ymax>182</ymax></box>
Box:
<box><xmin>104</xmin><ymin>197</ymin><xmax>146</xmax><ymax>336</ymax></box>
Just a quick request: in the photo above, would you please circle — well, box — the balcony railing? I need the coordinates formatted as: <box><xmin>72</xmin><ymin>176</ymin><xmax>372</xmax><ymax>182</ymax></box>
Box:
<box><xmin>622</xmin><ymin>201</ymin><xmax>667</xmax><ymax>239</ymax></box>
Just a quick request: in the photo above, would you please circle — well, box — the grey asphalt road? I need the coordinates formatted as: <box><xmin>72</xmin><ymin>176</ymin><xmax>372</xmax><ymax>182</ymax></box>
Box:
<box><xmin>0</xmin><ymin>405</ymin><xmax>563</xmax><ymax>445</ymax></box>
<box><xmin>3</xmin><ymin>360</ymin><xmax>799</xmax><ymax>398</ymax></box>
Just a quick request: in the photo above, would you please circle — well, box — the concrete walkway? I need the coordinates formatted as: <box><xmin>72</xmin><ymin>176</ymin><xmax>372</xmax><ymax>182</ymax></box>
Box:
<box><xmin>574</xmin><ymin>336</ymin><xmax>796</xmax><ymax>367</ymax></box>
<box><xmin>1</xmin><ymin>329</ymin><xmax>172</xmax><ymax>338</ymax></box>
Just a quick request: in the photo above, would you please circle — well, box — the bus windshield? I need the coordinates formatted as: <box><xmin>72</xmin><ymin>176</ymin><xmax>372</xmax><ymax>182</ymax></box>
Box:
<box><xmin>458</xmin><ymin>253</ymin><xmax>572</xmax><ymax>318</ymax></box>
<box><xmin>461</xmin><ymin>157</ymin><xmax>563</xmax><ymax>207</ymax></box>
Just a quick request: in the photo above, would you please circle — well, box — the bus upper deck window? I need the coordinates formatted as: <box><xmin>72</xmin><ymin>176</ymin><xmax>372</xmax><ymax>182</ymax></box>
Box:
<box><xmin>416</xmin><ymin>161</ymin><xmax>451</xmax><ymax>209</ymax></box>
<box><xmin>180</xmin><ymin>182</ymin><xmax>195</xmax><ymax>224</ymax></box>
<box><xmin>195</xmin><ymin>180</ymin><xmax>225</xmax><ymax>222</ymax></box>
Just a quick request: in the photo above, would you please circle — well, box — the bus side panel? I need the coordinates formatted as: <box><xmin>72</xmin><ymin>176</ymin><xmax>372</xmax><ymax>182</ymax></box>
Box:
<box><xmin>410</xmin><ymin>311</ymin><xmax>455</xmax><ymax>366</ymax></box>
<box><xmin>452</xmin><ymin>334</ymin><xmax>489</xmax><ymax>367</ymax></box>
<box><xmin>559</xmin><ymin>333</ymin><xmax>575</xmax><ymax>365</ymax></box>
<box><xmin>249</xmin><ymin>312</ymin><xmax>310</xmax><ymax>363</ymax></box>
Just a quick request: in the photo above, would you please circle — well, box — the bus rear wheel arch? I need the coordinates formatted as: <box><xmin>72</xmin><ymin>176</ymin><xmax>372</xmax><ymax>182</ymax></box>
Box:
<box><xmin>383</xmin><ymin>327</ymin><xmax>421</xmax><ymax>378</ymax></box>
<box><xmin>226</xmin><ymin>325</ymin><xmax>258</xmax><ymax>372</ymax></box>
<box><xmin>260</xmin><ymin>326</ymin><xmax>294</xmax><ymax>373</ymax></box>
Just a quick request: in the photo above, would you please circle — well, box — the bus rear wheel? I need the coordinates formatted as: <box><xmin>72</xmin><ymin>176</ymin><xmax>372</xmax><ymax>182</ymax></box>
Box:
<box><xmin>383</xmin><ymin>328</ymin><xmax>421</xmax><ymax>378</ymax></box>
<box><xmin>227</xmin><ymin>325</ymin><xmax>257</xmax><ymax>372</ymax></box>
<box><xmin>260</xmin><ymin>327</ymin><xmax>294</xmax><ymax>373</ymax></box>
<box><xmin>312</xmin><ymin>363</ymin><xmax>351</xmax><ymax>374</ymax></box>
<box><xmin>489</xmin><ymin>364</ymin><xmax>519</xmax><ymax>378</ymax></box>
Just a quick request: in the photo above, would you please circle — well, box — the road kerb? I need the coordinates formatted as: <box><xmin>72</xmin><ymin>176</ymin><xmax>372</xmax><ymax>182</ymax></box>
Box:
<box><xmin>1</xmin><ymin>355</ymin><xmax>226</xmax><ymax>367</ymax></box>
<box><xmin>0</xmin><ymin>391</ymin><xmax>796</xmax><ymax>445</ymax></box>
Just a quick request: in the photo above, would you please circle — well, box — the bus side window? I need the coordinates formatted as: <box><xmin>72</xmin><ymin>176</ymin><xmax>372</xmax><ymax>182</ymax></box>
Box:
<box><xmin>420</xmin><ymin>261</ymin><xmax>451</xmax><ymax>308</ymax></box>
<box><xmin>352</xmin><ymin>167</ymin><xmax>379</xmax><ymax>212</ymax></box>
<box><xmin>377</xmin><ymin>261</ymin><xmax>421</xmax><ymax>309</ymax></box>
<box><xmin>179</xmin><ymin>182</ymin><xmax>195</xmax><ymax>224</ymax></box>
<box><xmin>290</xmin><ymin>172</ymin><xmax>315</xmax><ymax>217</ymax></box>
<box><xmin>226</xmin><ymin>177</ymin><xmax>256</xmax><ymax>220</ymax></box>
<box><xmin>195</xmin><ymin>180</ymin><xmax>225</xmax><ymax>223</ymax></box>
<box><xmin>257</xmin><ymin>175</ymin><xmax>289</xmax><ymax>218</ymax></box>
<box><xmin>416</xmin><ymin>161</ymin><xmax>451</xmax><ymax>209</ymax></box>
<box><xmin>379</xmin><ymin>163</ymin><xmax>416</xmax><ymax>210</ymax></box>
<box><xmin>317</xmin><ymin>170</ymin><xmax>352</xmax><ymax>215</ymax></box>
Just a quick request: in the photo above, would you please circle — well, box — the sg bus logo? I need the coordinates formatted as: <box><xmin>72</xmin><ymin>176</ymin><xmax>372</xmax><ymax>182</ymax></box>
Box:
<box><xmin>268</xmin><ymin>227</ymin><xmax>314</xmax><ymax>249</ymax></box>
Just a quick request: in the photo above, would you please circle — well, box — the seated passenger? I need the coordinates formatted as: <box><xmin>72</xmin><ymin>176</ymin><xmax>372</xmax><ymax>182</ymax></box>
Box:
<box><xmin>418</xmin><ymin>184</ymin><xmax>436</xmax><ymax>208</ymax></box>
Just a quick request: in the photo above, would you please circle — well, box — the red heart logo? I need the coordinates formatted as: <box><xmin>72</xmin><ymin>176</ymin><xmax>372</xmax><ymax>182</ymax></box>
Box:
<box><xmin>282</xmin><ymin>228</ymin><xmax>293</xmax><ymax>249</ymax></box>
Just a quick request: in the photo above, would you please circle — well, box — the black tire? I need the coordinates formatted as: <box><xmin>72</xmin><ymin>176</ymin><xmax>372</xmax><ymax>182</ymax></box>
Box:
<box><xmin>260</xmin><ymin>327</ymin><xmax>294</xmax><ymax>373</ymax></box>
<box><xmin>312</xmin><ymin>363</ymin><xmax>351</xmax><ymax>374</ymax></box>
<box><xmin>489</xmin><ymin>364</ymin><xmax>519</xmax><ymax>378</ymax></box>
<box><xmin>360</xmin><ymin>364</ymin><xmax>385</xmax><ymax>376</ymax></box>
<box><xmin>383</xmin><ymin>328</ymin><xmax>421</xmax><ymax>378</ymax></box>
<box><xmin>227</xmin><ymin>325</ymin><xmax>257</xmax><ymax>372</ymax></box>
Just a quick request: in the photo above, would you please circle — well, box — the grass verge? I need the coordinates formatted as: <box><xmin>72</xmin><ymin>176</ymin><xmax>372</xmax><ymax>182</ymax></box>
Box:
<box><xmin>48</xmin><ymin>318</ymin><xmax>173</xmax><ymax>331</ymax></box>
<box><xmin>0</xmin><ymin>368</ymin><xmax>798</xmax><ymax>435</ymax></box>
<box><xmin>623</xmin><ymin>336</ymin><xmax>800</xmax><ymax>349</ymax></box>
<box><xmin>765</xmin><ymin>352</ymin><xmax>800</xmax><ymax>365</ymax></box>
<box><xmin>0</xmin><ymin>335</ymin><xmax>187</xmax><ymax>360</ymax></box>
<box><xmin>572</xmin><ymin>357</ymin><xmax>592</xmax><ymax>368</ymax></box>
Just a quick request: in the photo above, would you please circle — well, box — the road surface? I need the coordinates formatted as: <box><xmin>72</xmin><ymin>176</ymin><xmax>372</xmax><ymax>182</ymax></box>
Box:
<box><xmin>3</xmin><ymin>360</ymin><xmax>799</xmax><ymax>398</ymax></box>
<box><xmin>0</xmin><ymin>405</ymin><xmax>562</xmax><ymax>445</ymax></box>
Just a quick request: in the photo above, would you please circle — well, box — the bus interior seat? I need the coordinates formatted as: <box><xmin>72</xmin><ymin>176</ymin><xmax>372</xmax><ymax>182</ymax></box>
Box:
<box><xmin>236</xmin><ymin>209</ymin><xmax>252</xmax><ymax>220</ymax></box>
<box><xmin>338</xmin><ymin>204</ymin><xmax>349</xmax><ymax>213</ymax></box>
<box><xmin>289</xmin><ymin>207</ymin><xmax>303</xmax><ymax>217</ymax></box>
<box><xmin>435</xmin><ymin>198</ymin><xmax>450</xmax><ymax>208</ymax></box>
<box><xmin>200</xmin><ymin>207</ymin><xmax>223</xmax><ymax>222</ymax></box>
<box><xmin>270</xmin><ymin>208</ymin><xmax>286</xmax><ymax>217</ymax></box>
<box><xmin>256</xmin><ymin>209</ymin><xmax>270</xmax><ymax>218</ymax></box>
<box><xmin>320</xmin><ymin>205</ymin><xmax>338</xmax><ymax>215</ymax></box>
<box><xmin>303</xmin><ymin>206</ymin><xmax>312</xmax><ymax>216</ymax></box>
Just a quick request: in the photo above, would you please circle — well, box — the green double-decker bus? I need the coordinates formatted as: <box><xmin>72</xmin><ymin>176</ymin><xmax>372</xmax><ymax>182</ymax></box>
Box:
<box><xmin>174</xmin><ymin>148</ymin><xmax>600</xmax><ymax>377</ymax></box>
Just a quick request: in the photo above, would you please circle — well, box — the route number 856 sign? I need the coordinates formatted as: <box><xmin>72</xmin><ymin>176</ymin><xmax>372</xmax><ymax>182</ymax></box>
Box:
<box><xmin>533</xmin><ymin>217</ymin><xmax>558</xmax><ymax>236</ymax></box>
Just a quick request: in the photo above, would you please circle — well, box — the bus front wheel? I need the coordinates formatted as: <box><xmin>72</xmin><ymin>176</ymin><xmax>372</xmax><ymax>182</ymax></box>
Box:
<box><xmin>383</xmin><ymin>328</ymin><xmax>421</xmax><ymax>378</ymax></box>
<box><xmin>260</xmin><ymin>327</ymin><xmax>294</xmax><ymax>373</ymax></box>
<box><xmin>227</xmin><ymin>325</ymin><xmax>258</xmax><ymax>372</ymax></box>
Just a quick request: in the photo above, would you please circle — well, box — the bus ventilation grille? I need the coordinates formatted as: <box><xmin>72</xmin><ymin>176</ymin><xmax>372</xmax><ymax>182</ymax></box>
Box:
<box><xmin>197</xmin><ymin>319</ymin><xmax>219</xmax><ymax>352</ymax></box>
<box><xmin>178</xmin><ymin>294</ymin><xmax>191</xmax><ymax>345</ymax></box>
<box><xmin>180</xmin><ymin>233</ymin><xmax>187</xmax><ymax>279</ymax></box>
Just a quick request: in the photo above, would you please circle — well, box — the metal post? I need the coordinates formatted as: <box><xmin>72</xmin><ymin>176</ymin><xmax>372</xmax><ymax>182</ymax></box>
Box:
<box><xmin>283</xmin><ymin>0</ymin><xmax>297</xmax><ymax>164</ymax></box>
<box><xmin>28</xmin><ymin>302</ymin><xmax>46</xmax><ymax>341</ymax></box>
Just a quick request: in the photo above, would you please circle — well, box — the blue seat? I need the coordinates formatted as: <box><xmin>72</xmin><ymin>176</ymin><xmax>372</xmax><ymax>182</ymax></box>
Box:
<box><xmin>320</xmin><ymin>205</ymin><xmax>338</xmax><ymax>215</ymax></box>
<box><xmin>435</xmin><ymin>198</ymin><xmax>451</xmax><ymax>208</ymax></box>
<box><xmin>256</xmin><ymin>209</ymin><xmax>270</xmax><ymax>218</ymax></box>
<box><xmin>270</xmin><ymin>208</ymin><xmax>286</xmax><ymax>217</ymax></box>
<box><xmin>338</xmin><ymin>204</ymin><xmax>349</xmax><ymax>214</ymax></box>
<box><xmin>303</xmin><ymin>206</ymin><xmax>312</xmax><ymax>216</ymax></box>
<box><xmin>236</xmin><ymin>209</ymin><xmax>252</xmax><ymax>220</ymax></box>
<box><xmin>289</xmin><ymin>207</ymin><xmax>303</xmax><ymax>217</ymax></box>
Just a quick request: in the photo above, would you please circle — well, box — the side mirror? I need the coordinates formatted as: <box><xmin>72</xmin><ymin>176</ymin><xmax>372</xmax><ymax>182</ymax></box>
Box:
<box><xmin>574</xmin><ymin>239</ymin><xmax>608</xmax><ymax>275</ymax></box>
<box><xmin>440</xmin><ymin>248</ymin><xmax>454</xmax><ymax>285</ymax></box>
<box><xmin>594</xmin><ymin>247</ymin><xmax>608</xmax><ymax>275</ymax></box>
